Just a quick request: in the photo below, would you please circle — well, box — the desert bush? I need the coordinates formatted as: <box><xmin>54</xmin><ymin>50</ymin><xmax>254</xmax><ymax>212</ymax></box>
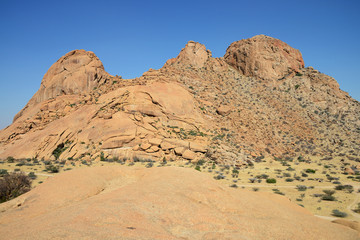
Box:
<box><xmin>52</xmin><ymin>143</ymin><xmax>68</xmax><ymax>160</ymax></box>
<box><xmin>197</xmin><ymin>159</ymin><xmax>205</xmax><ymax>166</ymax></box>
<box><xmin>283</xmin><ymin>172</ymin><xmax>291</xmax><ymax>177</ymax></box>
<box><xmin>321</xmin><ymin>190</ymin><xmax>336</xmax><ymax>201</ymax></box>
<box><xmin>195</xmin><ymin>165</ymin><xmax>201</xmax><ymax>171</ymax></box>
<box><xmin>28</xmin><ymin>172</ymin><xmax>37</xmax><ymax>180</ymax></box>
<box><xmin>145</xmin><ymin>162</ymin><xmax>153</xmax><ymax>168</ymax></box>
<box><xmin>46</xmin><ymin>165</ymin><xmax>59</xmax><ymax>173</ymax></box>
<box><xmin>15</xmin><ymin>161</ymin><xmax>26</xmax><ymax>166</ymax></box>
<box><xmin>305</xmin><ymin>169</ymin><xmax>316</xmax><ymax>173</ymax></box>
<box><xmin>285</xmin><ymin>178</ymin><xmax>294</xmax><ymax>182</ymax></box>
<box><xmin>0</xmin><ymin>172</ymin><xmax>31</xmax><ymax>203</ymax></box>
<box><xmin>323</xmin><ymin>190</ymin><xmax>335</xmax><ymax>196</ymax></box>
<box><xmin>0</xmin><ymin>169</ymin><xmax>8</xmax><ymax>176</ymax></box>
<box><xmin>321</xmin><ymin>195</ymin><xmax>335</xmax><ymax>201</ymax></box>
<box><xmin>249</xmin><ymin>178</ymin><xmax>257</xmax><ymax>183</ymax></box>
<box><xmin>214</xmin><ymin>174</ymin><xmax>225</xmax><ymax>180</ymax></box>
<box><xmin>100</xmin><ymin>152</ymin><xmax>107</xmax><ymax>161</ymax></box>
<box><xmin>266</xmin><ymin>178</ymin><xmax>277</xmax><ymax>184</ymax></box>
<box><xmin>296</xmin><ymin>185</ymin><xmax>307</xmax><ymax>191</ymax></box>
<box><xmin>332</xmin><ymin>209</ymin><xmax>347</xmax><ymax>218</ymax></box>
<box><xmin>353</xmin><ymin>203</ymin><xmax>360</xmax><ymax>213</ymax></box>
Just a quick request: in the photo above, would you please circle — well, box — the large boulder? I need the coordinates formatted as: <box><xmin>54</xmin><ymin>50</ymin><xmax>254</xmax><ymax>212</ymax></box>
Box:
<box><xmin>224</xmin><ymin>35</ymin><xmax>304</xmax><ymax>81</ymax></box>
<box><xmin>164</xmin><ymin>41</ymin><xmax>212</xmax><ymax>68</ymax></box>
<box><xmin>31</xmin><ymin>50</ymin><xmax>109</xmax><ymax>104</ymax></box>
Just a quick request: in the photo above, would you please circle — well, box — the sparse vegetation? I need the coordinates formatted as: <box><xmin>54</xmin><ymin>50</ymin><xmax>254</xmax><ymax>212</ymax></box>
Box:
<box><xmin>0</xmin><ymin>172</ymin><xmax>31</xmax><ymax>203</ymax></box>
<box><xmin>332</xmin><ymin>209</ymin><xmax>347</xmax><ymax>218</ymax></box>
<box><xmin>266</xmin><ymin>178</ymin><xmax>277</xmax><ymax>184</ymax></box>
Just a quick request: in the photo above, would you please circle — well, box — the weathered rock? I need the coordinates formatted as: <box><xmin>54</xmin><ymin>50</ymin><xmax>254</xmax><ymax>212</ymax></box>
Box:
<box><xmin>182</xmin><ymin>149</ymin><xmax>197</xmax><ymax>160</ymax></box>
<box><xmin>132</xmin><ymin>145</ymin><xmax>140</xmax><ymax>151</ymax></box>
<box><xmin>140</xmin><ymin>142</ymin><xmax>152</xmax><ymax>151</ymax></box>
<box><xmin>101</xmin><ymin>136</ymin><xmax>135</xmax><ymax>149</ymax></box>
<box><xmin>164</xmin><ymin>40</ymin><xmax>212</xmax><ymax>69</ymax></box>
<box><xmin>189</xmin><ymin>142</ymin><xmax>207</xmax><ymax>153</ymax></box>
<box><xmin>32</xmin><ymin>50</ymin><xmax>109</xmax><ymax>105</ymax></box>
<box><xmin>146</xmin><ymin>145</ymin><xmax>159</xmax><ymax>153</ymax></box>
<box><xmin>224</xmin><ymin>35</ymin><xmax>304</xmax><ymax>81</ymax></box>
<box><xmin>344</xmin><ymin>167</ymin><xmax>355</xmax><ymax>175</ymax></box>
<box><xmin>0</xmin><ymin>35</ymin><xmax>359</xmax><ymax>163</ymax></box>
<box><xmin>163</xmin><ymin>138</ymin><xmax>189</xmax><ymax>148</ymax></box>
<box><xmin>174</xmin><ymin>147</ymin><xmax>186</xmax><ymax>156</ymax></box>
<box><xmin>149</xmin><ymin>138</ymin><xmax>162</xmax><ymax>146</ymax></box>
<box><xmin>160</xmin><ymin>141</ymin><xmax>175</xmax><ymax>150</ymax></box>
<box><xmin>216</xmin><ymin>105</ymin><xmax>232</xmax><ymax>116</ymax></box>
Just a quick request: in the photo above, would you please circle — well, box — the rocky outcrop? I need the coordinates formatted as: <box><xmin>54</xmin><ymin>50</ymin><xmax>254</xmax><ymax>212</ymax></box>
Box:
<box><xmin>224</xmin><ymin>35</ymin><xmax>304</xmax><ymax>81</ymax></box>
<box><xmin>33</xmin><ymin>49</ymin><xmax>109</xmax><ymax>103</ymax></box>
<box><xmin>0</xmin><ymin>35</ymin><xmax>359</xmax><ymax>163</ymax></box>
<box><xmin>164</xmin><ymin>41</ymin><xmax>212</xmax><ymax>69</ymax></box>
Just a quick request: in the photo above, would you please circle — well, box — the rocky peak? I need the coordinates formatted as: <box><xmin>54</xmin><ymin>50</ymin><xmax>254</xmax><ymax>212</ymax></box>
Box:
<box><xmin>31</xmin><ymin>49</ymin><xmax>109</xmax><ymax>104</ymax></box>
<box><xmin>164</xmin><ymin>41</ymin><xmax>212</xmax><ymax>68</ymax></box>
<box><xmin>224</xmin><ymin>35</ymin><xmax>304</xmax><ymax>81</ymax></box>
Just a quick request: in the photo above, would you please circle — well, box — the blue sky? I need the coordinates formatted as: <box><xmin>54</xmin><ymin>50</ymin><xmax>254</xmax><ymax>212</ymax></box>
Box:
<box><xmin>0</xmin><ymin>0</ymin><xmax>359</xmax><ymax>129</ymax></box>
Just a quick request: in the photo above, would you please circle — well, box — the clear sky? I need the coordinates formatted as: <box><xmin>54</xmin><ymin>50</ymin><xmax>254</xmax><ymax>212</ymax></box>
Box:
<box><xmin>0</xmin><ymin>0</ymin><xmax>359</xmax><ymax>130</ymax></box>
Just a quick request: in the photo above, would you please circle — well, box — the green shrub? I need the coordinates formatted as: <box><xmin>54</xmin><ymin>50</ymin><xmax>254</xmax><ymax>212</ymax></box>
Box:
<box><xmin>0</xmin><ymin>172</ymin><xmax>31</xmax><ymax>203</ymax></box>
<box><xmin>305</xmin><ymin>169</ymin><xmax>316</xmax><ymax>173</ymax></box>
<box><xmin>321</xmin><ymin>194</ymin><xmax>335</xmax><ymax>201</ymax></box>
<box><xmin>28</xmin><ymin>172</ymin><xmax>37</xmax><ymax>180</ymax></box>
<box><xmin>145</xmin><ymin>162</ymin><xmax>153</xmax><ymax>168</ymax></box>
<box><xmin>332</xmin><ymin>209</ymin><xmax>347</xmax><ymax>218</ymax></box>
<box><xmin>0</xmin><ymin>169</ymin><xmax>8</xmax><ymax>176</ymax></box>
<box><xmin>100</xmin><ymin>152</ymin><xmax>107</xmax><ymax>161</ymax></box>
<box><xmin>323</xmin><ymin>190</ymin><xmax>335</xmax><ymax>196</ymax></box>
<box><xmin>52</xmin><ymin>143</ymin><xmax>68</xmax><ymax>160</ymax></box>
<box><xmin>266</xmin><ymin>178</ymin><xmax>277</xmax><ymax>184</ymax></box>
<box><xmin>197</xmin><ymin>159</ymin><xmax>205</xmax><ymax>166</ymax></box>
<box><xmin>296</xmin><ymin>185</ymin><xmax>307</xmax><ymax>191</ymax></box>
<box><xmin>195</xmin><ymin>165</ymin><xmax>201</xmax><ymax>171</ymax></box>
<box><xmin>46</xmin><ymin>165</ymin><xmax>59</xmax><ymax>173</ymax></box>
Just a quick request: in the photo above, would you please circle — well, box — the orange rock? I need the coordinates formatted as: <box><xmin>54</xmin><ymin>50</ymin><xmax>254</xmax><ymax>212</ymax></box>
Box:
<box><xmin>182</xmin><ymin>149</ymin><xmax>197</xmax><ymax>160</ymax></box>
<box><xmin>149</xmin><ymin>138</ymin><xmax>162</xmax><ymax>146</ymax></box>
<box><xmin>140</xmin><ymin>143</ymin><xmax>151</xmax><ymax>150</ymax></box>
<box><xmin>224</xmin><ymin>35</ymin><xmax>304</xmax><ymax>81</ymax></box>
<box><xmin>189</xmin><ymin>142</ymin><xmax>207</xmax><ymax>153</ymax></box>
<box><xmin>174</xmin><ymin>147</ymin><xmax>186</xmax><ymax>155</ymax></box>
<box><xmin>216</xmin><ymin>105</ymin><xmax>232</xmax><ymax>116</ymax></box>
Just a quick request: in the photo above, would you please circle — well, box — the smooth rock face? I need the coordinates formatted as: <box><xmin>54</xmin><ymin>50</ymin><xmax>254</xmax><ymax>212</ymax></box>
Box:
<box><xmin>33</xmin><ymin>50</ymin><xmax>109</xmax><ymax>104</ymax></box>
<box><xmin>0</xmin><ymin>166</ymin><xmax>358</xmax><ymax>240</ymax></box>
<box><xmin>224</xmin><ymin>35</ymin><xmax>304</xmax><ymax>81</ymax></box>
<box><xmin>164</xmin><ymin>40</ymin><xmax>212</xmax><ymax>68</ymax></box>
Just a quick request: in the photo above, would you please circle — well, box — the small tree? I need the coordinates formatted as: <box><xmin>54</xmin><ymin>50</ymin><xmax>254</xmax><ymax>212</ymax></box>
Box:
<box><xmin>0</xmin><ymin>172</ymin><xmax>31</xmax><ymax>203</ymax></box>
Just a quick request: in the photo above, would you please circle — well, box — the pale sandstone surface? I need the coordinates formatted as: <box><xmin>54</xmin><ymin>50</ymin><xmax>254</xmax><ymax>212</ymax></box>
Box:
<box><xmin>0</xmin><ymin>166</ymin><xmax>358</xmax><ymax>240</ymax></box>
